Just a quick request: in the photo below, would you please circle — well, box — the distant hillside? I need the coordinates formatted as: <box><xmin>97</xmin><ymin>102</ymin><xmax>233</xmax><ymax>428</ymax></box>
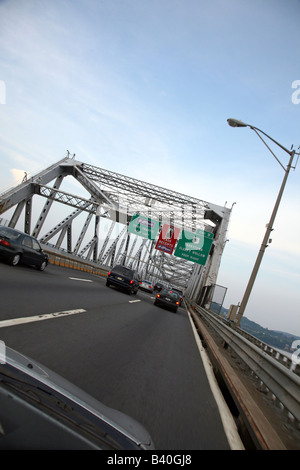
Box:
<box><xmin>240</xmin><ymin>316</ymin><xmax>300</xmax><ymax>352</ymax></box>
<box><xmin>211</xmin><ymin>303</ymin><xmax>300</xmax><ymax>352</ymax></box>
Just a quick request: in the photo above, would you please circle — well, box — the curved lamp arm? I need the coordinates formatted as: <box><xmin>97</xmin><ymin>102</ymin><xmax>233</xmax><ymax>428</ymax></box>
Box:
<box><xmin>227</xmin><ymin>118</ymin><xmax>297</xmax><ymax>325</ymax></box>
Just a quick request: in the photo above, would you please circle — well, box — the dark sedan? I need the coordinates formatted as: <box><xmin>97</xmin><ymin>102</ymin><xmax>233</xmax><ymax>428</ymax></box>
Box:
<box><xmin>153</xmin><ymin>282</ymin><xmax>165</xmax><ymax>292</ymax></box>
<box><xmin>154</xmin><ymin>289</ymin><xmax>181</xmax><ymax>313</ymax></box>
<box><xmin>0</xmin><ymin>225</ymin><xmax>48</xmax><ymax>271</ymax></box>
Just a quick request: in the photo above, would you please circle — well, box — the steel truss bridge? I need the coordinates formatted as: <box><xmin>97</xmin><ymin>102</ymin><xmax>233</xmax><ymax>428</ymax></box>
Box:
<box><xmin>0</xmin><ymin>155</ymin><xmax>232</xmax><ymax>303</ymax></box>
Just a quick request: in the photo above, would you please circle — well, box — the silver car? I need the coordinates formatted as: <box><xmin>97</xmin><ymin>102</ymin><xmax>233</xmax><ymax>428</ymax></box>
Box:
<box><xmin>139</xmin><ymin>280</ymin><xmax>154</xmax><ymax>293</ymax></box>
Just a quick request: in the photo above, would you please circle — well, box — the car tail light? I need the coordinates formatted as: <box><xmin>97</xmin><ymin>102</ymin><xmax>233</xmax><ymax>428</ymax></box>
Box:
<box><xmin>0</xmin><ymin>239</ymin><xmax>10</xmax><ymax>247</ymax></box>
<box><xmin>108</xmin><ymin>271</ymin><xmax>111</xmax><ymax>275</ymax></box>
<box><xmin>130</xmin><ymin>280</ymin><xmax>134</xmax><ymax>284</ymax></box>
<box><xmin>156</xmin><ymin>294</ymin><xmax>160</xmax><ymax>298</ymax></box>
<box><xmin>176</xmin><ymin>301</ymin><xmax>180</xmax><ymax>305</ymax></box>
<box><xmin>149</xmin><ymin>285</ymin><xmax>152</xmax><ymax>289</ymax></box>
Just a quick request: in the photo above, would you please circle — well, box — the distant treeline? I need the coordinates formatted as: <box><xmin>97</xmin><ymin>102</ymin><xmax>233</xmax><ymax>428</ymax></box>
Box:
<box><xmin>211</xmin><ymin>303</ymin><xmax>300</xmax><ymax>352</ymax></box>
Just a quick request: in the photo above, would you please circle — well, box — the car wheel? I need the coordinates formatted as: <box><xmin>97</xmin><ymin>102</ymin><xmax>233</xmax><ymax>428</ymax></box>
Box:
<box><xmin>10</xmin><ymin>253</ymin><xmax>21</xmax><ymax>266</ymax></box>
<box><xmin>38</xmin><ymin>260</ymin><xmax>47</xmax><ymax>271</ymax></box>
<box><xmin>106</xmin><ymin>280</ymin><xmax>110</xmax><ymax>287</ymax></box>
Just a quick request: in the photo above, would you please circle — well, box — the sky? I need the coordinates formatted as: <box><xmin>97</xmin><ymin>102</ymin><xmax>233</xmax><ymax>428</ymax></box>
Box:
<box><xmin>0</xmin><ymin>0</ymin><xmax>299</xmax><ymax>336</ymax></box>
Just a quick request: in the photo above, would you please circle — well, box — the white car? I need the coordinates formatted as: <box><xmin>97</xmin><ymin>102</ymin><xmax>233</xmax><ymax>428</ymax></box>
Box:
<box><xmin>139</xmin><ymin>280</ymin><xmax>154</xmax><ymax>293</ymax></box>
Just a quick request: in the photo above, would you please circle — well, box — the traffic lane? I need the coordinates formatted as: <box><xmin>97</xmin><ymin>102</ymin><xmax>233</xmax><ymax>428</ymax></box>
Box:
<box><xmin>96</xmin><ymin>302</ymin><xmax>229</xmax><ymax>450</ymax></box>
<box><xmin>0</xmin><ymin>262</ymin><xmax>123</xmax><ymax>319</ymax></box>
<box><xmin>0</xmin><ymin>261</ymin><xmax>183</xmax><ymax>320</ymax></box>
<box><xmin>138</xmin><ymin>288</ymin><xmax>186</xmax><ymax>313</ymax></box>
<box><xmin>0</xmin><ymin>288</ymin><xmax>230</xmax><ymax>450</ymax></box>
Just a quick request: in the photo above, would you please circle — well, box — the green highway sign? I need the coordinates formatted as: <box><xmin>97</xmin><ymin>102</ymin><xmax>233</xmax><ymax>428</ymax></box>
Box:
<box><xmin>174</xmin><ymin>228</ymin><xmax>213</xmax><ymax>265</ymax></box>
<box><xmin>128</xmin><ymin>213</ymin><xmax>161</xmax><ymax>240</ymax></box>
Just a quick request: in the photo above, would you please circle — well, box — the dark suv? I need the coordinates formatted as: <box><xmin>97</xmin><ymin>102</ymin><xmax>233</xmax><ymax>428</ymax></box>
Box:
<box><xmin>106</xmin><ymin>265</ymin><xmax>140</xmax><ymax>295</ymax></box>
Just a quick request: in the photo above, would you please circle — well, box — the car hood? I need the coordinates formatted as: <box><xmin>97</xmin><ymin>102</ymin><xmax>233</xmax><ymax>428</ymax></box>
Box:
<box><xmin>0</xmin><ymin>346</ymin><xmax>154</xmax><ymax>449</ymax></box>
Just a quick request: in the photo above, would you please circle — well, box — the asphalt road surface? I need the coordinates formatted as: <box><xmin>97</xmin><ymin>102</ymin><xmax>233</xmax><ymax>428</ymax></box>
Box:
<box><xmin>0</xmin><ymin>261</ymin><xmax>232</xmax><ymax>450</ymax></box>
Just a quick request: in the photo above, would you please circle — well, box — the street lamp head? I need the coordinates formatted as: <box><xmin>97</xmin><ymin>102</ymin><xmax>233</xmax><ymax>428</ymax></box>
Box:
<box><xmin>227</xmin><ymin>118</ymin><xmax>248</xmax><ymax>128</ymax></box>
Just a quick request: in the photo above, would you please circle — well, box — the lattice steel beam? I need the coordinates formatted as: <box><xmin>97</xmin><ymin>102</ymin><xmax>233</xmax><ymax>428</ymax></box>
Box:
<box><xmin>0</xmin><ymin>155</ymin><xmax>232</xmax><ymax>297</ymax></box>
<box><xmin>62</xmin><ymin>160</ymin><xmax>217</xmax><ymax>234</ymax></box>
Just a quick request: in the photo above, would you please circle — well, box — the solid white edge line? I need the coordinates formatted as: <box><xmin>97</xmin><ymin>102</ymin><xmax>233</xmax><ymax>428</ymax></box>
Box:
<box><xmin>187</xmin><ymin>309</ymin><xmax>245</xmax><ymax>450</ymax></box>
<box><xmin>0</xmin><ymin>309</ymin><xmax>87</xmax><ymax>328</ymax></box>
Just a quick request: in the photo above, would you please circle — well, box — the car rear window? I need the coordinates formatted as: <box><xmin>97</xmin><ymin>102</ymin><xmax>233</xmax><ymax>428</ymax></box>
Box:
<box><xmin>173</xmin><ymin>290</ymin><xmax>183</xmax><ymax>296</ymax></box>
<box><xmin>170</xmin><ymin>291</ymin><xmax>180</xmax><ymax>299</ymax></box>
<box><xmin>161</xmin><ymin>289</ymin><xmax>180</xmax><ymax>299</ymax></box>
<box><xmin>0</xmin><ymin>227</ymin><xmax>21</xmax><ymax>240</ymax></box>
<box><xmin>111</xmin><ymin>265</ymin><xmax>134</xmax><ymax>276</ymax></box>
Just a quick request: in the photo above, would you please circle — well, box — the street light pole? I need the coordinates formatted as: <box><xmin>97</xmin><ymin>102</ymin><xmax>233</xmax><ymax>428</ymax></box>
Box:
<box><xmin>227</xmin><ymin>118</ymin><xmax>297</xmax><ymax>326</ymax></box>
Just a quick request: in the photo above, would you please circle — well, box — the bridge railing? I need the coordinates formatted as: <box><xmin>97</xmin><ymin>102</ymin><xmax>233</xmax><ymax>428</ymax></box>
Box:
<box><xmin>43</xmin><ymin>247</ymin><xmax>109</xmax><ymax>278</ymax></box>
<box><xmin>209</xmin><ymin>304</ymin><xmax>300</xmax><ymax>375</ymax></box>
<box><xmin>186</xmin><ymin>302</ymin><xmax>300</xmax><ymax>428</ymax></box>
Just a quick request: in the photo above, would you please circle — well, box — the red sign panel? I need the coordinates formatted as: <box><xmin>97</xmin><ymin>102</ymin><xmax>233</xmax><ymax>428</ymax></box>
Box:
<box><xmin>155</xmin><ymin>224</ymin><xmax>181</xmax><ymax>255</ymax></box>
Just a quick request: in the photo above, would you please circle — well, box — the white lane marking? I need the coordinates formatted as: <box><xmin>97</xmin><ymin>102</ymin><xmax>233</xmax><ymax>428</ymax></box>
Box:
<box><xmin>0</xmin><ymin>309</ymin><xmax>87</xmax><ymax>328</ymax></box>
<box><xmin>187</xmin><ymin>309</ymin><xmax>244</xmax><ymax>450</ymax></box>
<box><xmin>128</xmin><ymin>300</ymin><xmax>141</xmax><ymax>303</ymax></box>
<box><xmin>69</xmin><ymin>277</ymin><xmax>93</xmax><ymax>282</ymax></box>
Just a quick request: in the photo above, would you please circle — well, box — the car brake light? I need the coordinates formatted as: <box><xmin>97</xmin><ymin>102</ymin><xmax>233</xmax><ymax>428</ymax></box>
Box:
<box><xmin>157</xmin><ymin>294</ymin><xmax>160</xmax><ymax>298</ymax></box>
<box><xmin>130</xmin><ymin>280</ymin><xmax>134</xmax><ymax>284</ymax></box>
<box><xmin>108</xmin><ymin>271</ymin><xmax>111</xmax><ymax>275</ymax></box>
<box><xmin>0</xmin><ymin>239</ymin><xmax>10</xmax><ymax>247</ymax></box>
<box><xmin>176</xmin><ymin>301</ymin><xmax>180</xmax><ymax>305</ymax></box>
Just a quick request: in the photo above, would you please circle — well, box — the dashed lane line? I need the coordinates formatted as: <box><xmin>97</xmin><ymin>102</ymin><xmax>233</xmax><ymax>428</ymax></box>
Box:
<box><xmin>0</xmin><ymin>298</ymin><xmax>143</xmax><ymax>328</ymax></box>
<box><xmin>69</xmin><ymin>277</ymin><xmax>93</xmax><ymax>282</ymax></box>
<box><xmin>0</xmin><ymin>309</ymin><xmax>87</xmax><ymax>328</ymax></box>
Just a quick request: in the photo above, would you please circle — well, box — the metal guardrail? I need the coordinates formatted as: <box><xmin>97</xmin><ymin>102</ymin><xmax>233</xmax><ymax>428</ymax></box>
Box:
<box><xmin>210</xmin><ymin>306</ymin><xmax>300</xmax><ymax>376</ymax></box>
<box><xmin>188</xmin><ymin>303</ymin><xmax>300</xmax><ymax>426</ymax></box>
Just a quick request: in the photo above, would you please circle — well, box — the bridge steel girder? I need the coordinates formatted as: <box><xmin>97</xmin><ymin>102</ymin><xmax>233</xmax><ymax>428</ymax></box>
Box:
<box><xmin>0</xmin><ymin>156</ymin><xmax>232</xmax><ymax>299</ymax></box>
<box><xmin>32</xmin><ymin>175</ymin><xmax>65</xmax><ymax>239</ymax></box>
<box><xmin>0</xmin><ymin>157</ymin><xmax>71</xmax><ymax>215</ymax></box>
